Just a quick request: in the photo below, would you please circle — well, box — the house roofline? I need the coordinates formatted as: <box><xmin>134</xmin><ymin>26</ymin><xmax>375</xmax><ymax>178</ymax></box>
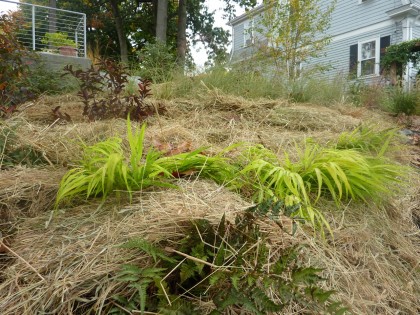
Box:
<box><xmin>386</xmin><ymin>3</ymin><xmax>420</xmax><ymax>19</ymax></box>
<box><xmin>227</xmin><ymin>4</ymin><xmax>266</xmax><ymax>26</ymax></box>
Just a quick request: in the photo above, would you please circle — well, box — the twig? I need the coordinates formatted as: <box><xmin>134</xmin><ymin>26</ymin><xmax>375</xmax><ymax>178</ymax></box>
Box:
<box><xmin>164</xmin><ymin>247</ymin><xmax>220</xmax><ymax>269</ymax></box>
<box><xmin>0</xmin><ymin>240</ymin><xmax>46</xmax><ymax>282</ymax></box>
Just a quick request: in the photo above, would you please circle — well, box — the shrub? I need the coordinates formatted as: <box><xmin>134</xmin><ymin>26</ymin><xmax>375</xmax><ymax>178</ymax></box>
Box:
<box><xmin>0</xmin><ymin>12</ymin><xmax>36</xmax><ymax>116</ymax></box>
<box><xmin>64</xmin><ymin>59</ymin><xmax>164</xmax><ymax>121</ymax></box>
<box><xmin>26</xmin><ymin>63</ymin><xmax>79</xmax><ymax>95</ymax></box>
<box><xmin>112</xmin><ymin>204</ymin><xmax>347</xmax><ymax>314</ymax></box>
<box><xmin>134</xmin><ymin>42</ymin><xmax>178</xmax><ymax>83</ymax></box>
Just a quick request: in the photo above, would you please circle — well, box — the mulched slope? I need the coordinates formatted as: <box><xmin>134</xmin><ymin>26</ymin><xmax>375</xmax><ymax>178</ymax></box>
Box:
<box><xmin>0</xmin><ymin>93</ymin><xmax>419</xmax><ymax>314</ymax></box>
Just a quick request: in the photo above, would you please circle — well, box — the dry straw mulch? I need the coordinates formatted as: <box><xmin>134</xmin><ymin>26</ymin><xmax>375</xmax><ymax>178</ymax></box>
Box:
<box><xmin>0</xmin><ymin>180</ymin><xmax>254</xmax><ymax>314</ymax></box>
<box><xmin>0</xmin><ymin>167</ymin><xmax>65</xmax><ymax>234</ymax></box>
<box><xmin>1</xmin><ymin>92</ymin><xmax>419</xmax><ymax>314</ymax></box>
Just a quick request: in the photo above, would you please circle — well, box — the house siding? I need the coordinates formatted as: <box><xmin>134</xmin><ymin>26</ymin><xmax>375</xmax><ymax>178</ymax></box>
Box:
<box><xmin>230</xmin><ymin>11</ymin><xmax>267</xmax><ymax>63</ymax></box>
<box><xmin>229</xmin><ymin>0</ymin><xmax>420</xmax><ymax>82</ymax></box>
<box><xmin>324</xmin><ymin>0</ymin><xmax>399</xmax><ymax>37</ymax></box>
<box><xmin>306</xmin><ymin>24</ymin><xmax>398</xmax><ymax>80</ymax></box>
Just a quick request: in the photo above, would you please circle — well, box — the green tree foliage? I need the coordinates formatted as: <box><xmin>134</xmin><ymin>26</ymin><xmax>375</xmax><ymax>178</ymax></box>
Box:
<box><xmin>254</xmin><ymin>0</ymin><xmax>335</xmax><ymax>79</ymax></box>
<box><xmin>23</xmin><ymin>0</ymin><xmax>256</xmax><ymax>66</ymax></box>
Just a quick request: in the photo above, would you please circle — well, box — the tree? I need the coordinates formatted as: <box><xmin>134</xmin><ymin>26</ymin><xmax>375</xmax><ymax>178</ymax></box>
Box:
<box><xmin>254</xmin><ymin>0</ymin><xmax>335</xmax><ymax>79</ymax></box>
<box><xmin>109</xmin><ymin>0</ymin><xmax>129</xmax><ymax>64</ymax></box>
<box><xmin>156</xmin><ymin>0</ymin><xmax>168</xmax><ymax>43</ymax></box>
<box><xmin>176</xmin><ymin>0</ymin><xmax>187</xmax><ymax>68</ymax></box>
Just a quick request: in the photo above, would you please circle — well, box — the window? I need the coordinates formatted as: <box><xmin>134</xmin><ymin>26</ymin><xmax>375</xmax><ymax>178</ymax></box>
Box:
<box><xmin>349</xmin><ymin>36</ymin><xmax>390</xmax><ymax>78</ymax></box>
<box><xmin>243</xmin><ymin>20</ymin><xmax>254</xmax><ymax>47</ymax></box>
<box><xmin>360</xmin><ymin>40</ymin><xmax>377</xmax><ymax>76</ymax></box>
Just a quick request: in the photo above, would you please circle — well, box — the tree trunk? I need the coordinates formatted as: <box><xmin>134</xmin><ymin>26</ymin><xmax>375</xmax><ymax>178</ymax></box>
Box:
<box><xmin>48</xmin><ymin>0</ymin><xmax>57</xmax><ymax>49</ymax></box>
<box><xmin>156</xmin><ymin>0</ymin><xmax>168</xmax><ymax>43</ymax></box>
<box><xmin>110</xmin><ymin>0</ymin><xmax>129</xmax><ymax>64</ymax></box>
<box><xmin>176</xmin><ymin>0</ymin><xmax>187</xmax><ymax>70</ymax></box>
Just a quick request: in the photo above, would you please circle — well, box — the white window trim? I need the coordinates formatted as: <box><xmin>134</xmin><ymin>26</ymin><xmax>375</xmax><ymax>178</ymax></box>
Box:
<box><xmin>357</xmin><ymin>38</ymin><xmax>380</xmax><ymax>77</ymax></box>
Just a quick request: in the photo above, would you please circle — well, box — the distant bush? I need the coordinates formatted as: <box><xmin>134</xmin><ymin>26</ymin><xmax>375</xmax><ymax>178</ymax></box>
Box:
<box><xmin>26</xmin><ymin>63</ymin><xmax>79</xmax><ymax>95</ymax></box>
<box><xmin>134</xmin><ymin>42</ymin><xmax>178</xmax><ymax>83</ymax></box>
<box><xmin>385</xmin><ymin>88</ymin><xmax>419</xmax><ymax>115</ymax></box>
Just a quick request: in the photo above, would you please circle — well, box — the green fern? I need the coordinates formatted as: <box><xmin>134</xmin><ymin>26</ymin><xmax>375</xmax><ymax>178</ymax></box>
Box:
<box><xmin>116</xmin><ymin>208</ymin><xmax>347</xmax><ymax>314</ymax></box>
<box><xmin>120</xmin><ymin>238</ymin><xmax>176</xmax><ymax>263</ymax></box>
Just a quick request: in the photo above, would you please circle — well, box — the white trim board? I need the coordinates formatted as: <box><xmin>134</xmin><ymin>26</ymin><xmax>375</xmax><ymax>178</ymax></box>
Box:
<box><xmin>331</xmin><ymin>20</ymin><xmax>396</xmax><ymax>42</ymax></box>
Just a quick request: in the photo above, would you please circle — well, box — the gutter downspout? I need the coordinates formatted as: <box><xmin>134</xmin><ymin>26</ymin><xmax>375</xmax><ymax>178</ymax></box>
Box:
<box><xmin>402</xmin><ymin>17</ymin><xmax>412</xmax><ymax>90</ymax></box>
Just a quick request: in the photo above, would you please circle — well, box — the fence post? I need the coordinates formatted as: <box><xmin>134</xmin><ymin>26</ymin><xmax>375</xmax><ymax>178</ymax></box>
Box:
<box><xmin>31</xmin><ymin>5</ymin><xmax>35</xmax><ymax>50</ymax></box>
<box><xmin>83</xmin><ymin>13</ymin><xmax>87</xmax><ymax>57</ymax></box>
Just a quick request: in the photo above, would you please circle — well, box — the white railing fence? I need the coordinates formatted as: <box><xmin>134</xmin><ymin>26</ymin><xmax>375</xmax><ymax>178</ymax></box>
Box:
<box><xmin>1</xmin><ymin>0</ymin><xmax>86</xmax><ymax>58</ymax></box>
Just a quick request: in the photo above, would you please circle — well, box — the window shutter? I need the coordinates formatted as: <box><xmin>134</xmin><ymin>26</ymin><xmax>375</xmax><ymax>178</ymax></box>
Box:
<box><xmin>349</xmin><ymin>44</ymin><xmax>358</xmax><ymax>78</ymax></box>
<box><xmin>380</xmin><ymin>36</ymin><xmax>391</xmax><ymax>56</ymax></box>
<box><xmin>380</xmin><ymin>35</ymin><xmax>391</xmax><ymax>74</ymax></box>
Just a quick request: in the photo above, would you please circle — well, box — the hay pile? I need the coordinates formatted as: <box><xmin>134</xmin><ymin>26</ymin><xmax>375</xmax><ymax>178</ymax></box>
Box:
<box><xmin>0</xmin><ymin>92</ymin><xmax>419</xmax><ymax>314</ymax></box>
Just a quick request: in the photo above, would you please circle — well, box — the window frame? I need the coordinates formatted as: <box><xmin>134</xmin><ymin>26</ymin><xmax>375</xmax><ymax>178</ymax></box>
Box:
<box><xmin>243</xmin><ymin>19</ymin><xmax>254</xmax><ymax>47</ymax></box>
<box><xmin>357</xmin><ymin>38</ymin><xmax>380</xmax><ymax>77</ymax></box>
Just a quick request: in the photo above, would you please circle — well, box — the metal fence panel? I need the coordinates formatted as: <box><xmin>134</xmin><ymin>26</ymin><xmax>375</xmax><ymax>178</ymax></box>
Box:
<box><xmin>1</xmin><ymin>0</ymin><xmax>86</xmax><ymax>58</ymax></box>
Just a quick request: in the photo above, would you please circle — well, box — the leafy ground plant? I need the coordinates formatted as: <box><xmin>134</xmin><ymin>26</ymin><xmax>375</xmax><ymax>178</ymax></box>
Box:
<box><xmin>64</xmin><ymin>59</ymin><xmax>165</xmax><ymax>121</ymax></box>
<box><xmin>55</xmin><ymin>118</ymin><xmax>236</xmax><ymax>207</ymax></box>
<box><xmin>111</xmin><ymin>200</ymin><xmax>347</xmax><ymax>314</ymax></box>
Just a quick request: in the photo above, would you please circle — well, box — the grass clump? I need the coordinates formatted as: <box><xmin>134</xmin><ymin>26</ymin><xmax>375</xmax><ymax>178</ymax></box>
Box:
<box><xmin>385</xmin><ymin>88</ymin><xmax>419</xmax><ymax>115</ymax></box>
<box><xmin>55</xmin><ymin>118</ymin><xmax>235</xmax><ymax>207</ymax></box>
<box><xmin>237</xmin><ymin>140</ymin><xmax>406</xmax><ymax>233</ymax></box>
<box><xmin>334</xmin><ymin>125</ymin><xmax>399</xmax><ymax>156</ymax></box>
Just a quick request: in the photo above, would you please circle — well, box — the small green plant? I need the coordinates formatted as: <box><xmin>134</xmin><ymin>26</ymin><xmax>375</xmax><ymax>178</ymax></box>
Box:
<box><xmin>41</xmin><ymin>32</ymin><xmax>77</xmax><ymax>48</ymax></box>
<box><xmin>55</xmin><ymin>118</ymin><xmax>236</xmax><ymax>207</ymax></box>
<box><xmin>112</xmin><ymin>204</ymin><xmax>347</xmax><ymax>314</ymax></box>
<box><xmin>64</xmin><ymin>59</ymin><xmax>165</xmax><ymax>121</ymax></box>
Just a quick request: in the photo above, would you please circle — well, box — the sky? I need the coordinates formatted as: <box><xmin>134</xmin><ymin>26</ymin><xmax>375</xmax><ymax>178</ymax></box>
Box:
<box><xmin>0</xmin><ymin>0</ymin><xmax>247</xmax><ymax>67</ymax></box>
